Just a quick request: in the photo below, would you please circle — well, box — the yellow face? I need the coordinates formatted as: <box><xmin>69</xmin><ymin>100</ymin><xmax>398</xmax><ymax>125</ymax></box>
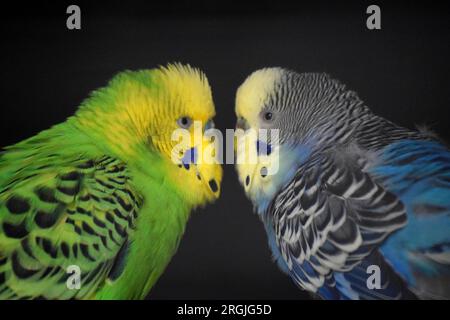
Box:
<box><xmin>86</xmin><ymin>64</ymin><xmax>223</xmax><ymax>207</ymax></box>
<box><xmin>235</xmin><ymin>68</ymin><xmax>283</xmax><ymax>204</ymax></box>
<box><xmin>164</xmin><ymin>128</ymin><xmax>223</xmax><ymax>207</ymax></box>
<box><xmin>151</xmin><ymin>65</ymin><xmax>223</xmax><ymax>206</ymax></box>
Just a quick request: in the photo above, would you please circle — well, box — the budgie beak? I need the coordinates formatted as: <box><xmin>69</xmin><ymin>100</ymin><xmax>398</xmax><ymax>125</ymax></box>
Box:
<box><xmin>198</xmin><ymin>135</ymin><xmax>222</xmax><ymax>200</ymax></box>
<box><xmin>180</xmin><ymin>132</ymin><xmax>222</xmax><ymax>200</ymax></box>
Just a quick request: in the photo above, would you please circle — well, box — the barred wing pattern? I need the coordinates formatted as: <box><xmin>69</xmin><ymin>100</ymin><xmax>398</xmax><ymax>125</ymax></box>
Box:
<box><xmin>268</xmin><ymin>150</ymin><xmax>412</xmax><ymax>299</ymax></box>
<box><xmin>0</xmin><ymin>155</ymin><xmax>142</xmax><ymax>299</ymax></box>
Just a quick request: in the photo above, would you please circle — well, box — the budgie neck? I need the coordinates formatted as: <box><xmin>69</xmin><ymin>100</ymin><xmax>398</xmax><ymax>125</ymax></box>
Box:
<box><xmin>251</xmin><ymin>143</ymin><xmax>312</xmax><ymax>215</ymax></box>
<box><xmin>67</xmin><ymin>102</ymin><xmax>149</xmax><ymax>164</ymax></box>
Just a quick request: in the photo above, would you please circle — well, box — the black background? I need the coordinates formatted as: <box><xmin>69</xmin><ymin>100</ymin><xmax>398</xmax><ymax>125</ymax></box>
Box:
<box><xmin>0</xmin><ymin>0</ymin><xmax>449</xmax><ymax>299</ymax></box>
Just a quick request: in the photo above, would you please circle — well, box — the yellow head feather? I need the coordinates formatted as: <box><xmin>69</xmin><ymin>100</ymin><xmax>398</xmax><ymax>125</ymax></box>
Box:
<box><xmin>73</xmin><ymin>63</ymin><xmax>222</xmax><ymax>206</ymax></box>
<box><xmin>235</xmin><ymin>67</ymin><xmax>283</xmax><ymax>128</ymax></box>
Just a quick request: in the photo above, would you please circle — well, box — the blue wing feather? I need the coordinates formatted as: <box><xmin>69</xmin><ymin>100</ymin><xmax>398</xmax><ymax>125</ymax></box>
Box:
<box><xmin>371</xmin><ymin>139</ymin><xmax>450</xmax><ymax>297</ymax></box>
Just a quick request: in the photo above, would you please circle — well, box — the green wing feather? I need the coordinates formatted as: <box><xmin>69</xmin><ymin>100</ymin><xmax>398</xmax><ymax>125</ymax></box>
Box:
<box><xmin>0</xmin><ymin>137</ymin><xmax>142</xmax><ymax>299</ymax></box>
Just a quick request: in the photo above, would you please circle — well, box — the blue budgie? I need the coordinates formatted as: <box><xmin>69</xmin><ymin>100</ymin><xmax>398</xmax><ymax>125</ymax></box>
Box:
<box><xmin>234</xmin><ymin>68</ymin><xmax>450</xmax><ymax>299</ymax></box>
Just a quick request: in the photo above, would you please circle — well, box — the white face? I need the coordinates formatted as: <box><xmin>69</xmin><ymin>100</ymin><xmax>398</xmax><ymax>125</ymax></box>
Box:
<box><xmin>235</xmin><ymin>128</ymin><xmax>280</xmax><ymax>202</ymax></box>
<box><xmin>234</xmin><ymin>68</ymin><xmax>292</xmax><ymax>208</ymax></box>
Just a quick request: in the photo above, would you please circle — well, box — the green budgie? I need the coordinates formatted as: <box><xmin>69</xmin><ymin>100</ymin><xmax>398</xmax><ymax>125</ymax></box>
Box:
<box><xmin>0</xmin><ymin>63</ymin><xmax>222</xmax><ymax>299</ymax></box>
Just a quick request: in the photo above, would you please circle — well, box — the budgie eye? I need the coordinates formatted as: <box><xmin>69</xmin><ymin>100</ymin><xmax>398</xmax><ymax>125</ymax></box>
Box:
<box><xmin>177</xmin><ymin>116</ymin><xmax>192</xmax><ymax>129</ymax></box>
<box><xmin>262</xmin><ymin>111</ymin><xmax>274</xmax><ymax>122</ymax></box>
<box><xmin>204</xmin><ymin>119</ymin><xmax>215</xmax><ymax>131</ymax></box>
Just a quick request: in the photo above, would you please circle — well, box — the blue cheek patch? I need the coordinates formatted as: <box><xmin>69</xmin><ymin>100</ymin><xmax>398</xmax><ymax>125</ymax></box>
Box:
<box><xmin>256</xmin><ymin>140</ymin><xmax>272</xmax><ymax>156</ymax></box>
<box><xmin>181</xmin><ymin>147</ymin><xmax>198</xmax><ymax>170</ymax></box>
